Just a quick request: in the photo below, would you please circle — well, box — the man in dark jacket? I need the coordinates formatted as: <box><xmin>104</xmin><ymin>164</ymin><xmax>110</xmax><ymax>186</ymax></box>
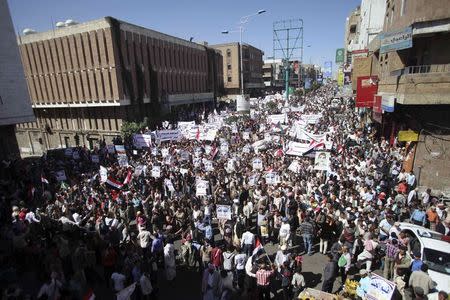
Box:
<box><xmin>322</xmin><ymin>254</ymin><xmax>338</xmax><ymax>293</ymax></box>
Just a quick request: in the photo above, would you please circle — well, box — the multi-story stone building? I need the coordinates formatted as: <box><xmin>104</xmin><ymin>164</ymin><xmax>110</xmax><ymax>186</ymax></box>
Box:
<box><xmin>367</xmin><ymin>0</ymin><xmax>450</xmax><ymax>191</ymax></box>
<box><xmin>0</xmin><ymin>0</ymin><xmax>35</xmax><ymax>159</ymax></box>
<box><xmin>15</xmin><ymin>17</ymin><xmax>223</xmax><ymax>155</ymax></box>
<box><xmin>211</xmin><ymin>42</ymin><xmax>264</xmax><ymax>98</ymax></box>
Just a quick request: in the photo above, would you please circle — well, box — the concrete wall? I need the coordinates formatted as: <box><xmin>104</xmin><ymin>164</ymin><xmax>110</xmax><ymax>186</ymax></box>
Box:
<box><xmin>358</xmin><ymin>0</ymin><xmax>386</xmax><ymax>49</ymax></box>
<box><xmin>0</xmin><ymin>0</ymin><xmax>35</xmax><ymax>126</ymax></box>
<box><xmin>414</xmin><ymin>133</ymin><xmax>450</xmax><ymax>193</ymax></box>
<box><xmin>384</xmin><ymin>0</ymin><xmax>450</xmax><ymax>32</ymax></box>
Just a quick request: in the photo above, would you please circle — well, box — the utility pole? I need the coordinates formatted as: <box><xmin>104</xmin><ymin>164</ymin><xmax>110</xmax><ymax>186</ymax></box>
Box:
<box><xmin>273</xmin><ymin>19</ymin><xmax>303</xmax><ymax>101</ymax></box>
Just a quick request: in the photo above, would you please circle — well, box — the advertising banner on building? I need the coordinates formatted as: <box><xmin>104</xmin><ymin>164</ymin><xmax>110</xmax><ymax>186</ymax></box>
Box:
<box><xmin>323</xmin><ymin>61</ymin><xmax>332</xmax><ymax>78</ymax></box>
<box><xmin>398</xmin><ymin>130</ymin><xmax>419</xmax><ymax>142</ymax></box>
<box><xmin>356</xmin><ymin>76</ymin><xmax>378</xmax><ymax>107</ymax></box>
<box><xmin>382</xmin><ymin>95</ymin><xmax>395</xmax><ymax>112</ymax></box>
<box><xmin>335</xmin><ymin>48</ymin><xmax>345</xmax><ymax>63</ymax></box>
<box><xmin>380</xmin><ymin>26</ymin><xmax>413</xmax><ymax>53</ymax></box>
<box><xmin>337</xmin><ymin>70</ymin><xmax>344</xmax><ymax>87</ymax></box>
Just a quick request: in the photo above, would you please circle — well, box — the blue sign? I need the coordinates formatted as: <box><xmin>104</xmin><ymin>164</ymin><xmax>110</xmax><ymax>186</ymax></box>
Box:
<box><xmin>380</xmin><ymin>26</ymin><xmax>412</xmax><ymax>54</ymax></box>
<box><xmin>323</xmin><ymin>61</ymin><xmax>332</xmax><ymax>78</ymax></box>
<box><xmin>305</xmin><ymin>78</ymin><xmax>312</xmax><ymax>89</ymax></box>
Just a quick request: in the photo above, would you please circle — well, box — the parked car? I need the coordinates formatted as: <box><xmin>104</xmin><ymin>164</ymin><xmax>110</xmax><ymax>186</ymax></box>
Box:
<box><xmin>399</xmin><ymin>222</ymin><xmax>450</xmax><ymax>293</ymax></box>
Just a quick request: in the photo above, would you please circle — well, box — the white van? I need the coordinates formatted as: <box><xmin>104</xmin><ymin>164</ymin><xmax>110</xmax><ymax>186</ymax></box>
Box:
<box><xmin>399</xmin><ymin>222</ymin><xmax>450</xmax><ymax>293</ymax></box>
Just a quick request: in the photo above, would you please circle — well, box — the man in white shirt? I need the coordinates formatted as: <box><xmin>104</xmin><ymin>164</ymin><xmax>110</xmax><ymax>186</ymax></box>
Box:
<box><xmin>137</xmin><ymin>228</ymin><xmax>152</xmax><ymax>256</ymax></box>
<box><xmin>140</xmin><ymin>272</ymin><xmax>153</xmax><ymax>299</ymax></box>
<box><xmin>111</xmin><ymin>270</ymin><xmax>126</xmax><ymax>292</ymax></box>
<box><xmin>234</xmin><ymin>249</ymin><xmax>247</xmax><ymax>289</ymax></box>
<box><xmin>241</xmin><ymin>229</ymin><xmax>255</xmax><ymax>257</ymax></box>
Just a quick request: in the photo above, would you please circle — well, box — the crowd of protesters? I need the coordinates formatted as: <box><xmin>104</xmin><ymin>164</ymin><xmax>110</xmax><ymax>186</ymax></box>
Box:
<box><xmin>0</xmin><ymin>83</ymin><xmax>449</xmax><ymax>300</ymax></box>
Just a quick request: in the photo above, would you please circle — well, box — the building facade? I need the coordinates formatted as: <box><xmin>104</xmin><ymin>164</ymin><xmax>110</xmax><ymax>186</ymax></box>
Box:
<box><xmin>211</xmin><ymin>42</ymin><xmax>264</xmax><ymax>98</ymax></box>
<box><xmin>363</xmin><ymin>0</ymin><xmax>450</xmax><ymax>191</ymax></box>
<box><xmin>15</xmin><ymin>17</ymin><xmax>223</xmax><ymax>155</ymax></box>
<box><xmin>0</xmin><ymin>0</ymin><xmax>35</xmax><ymax>160</ymax></box>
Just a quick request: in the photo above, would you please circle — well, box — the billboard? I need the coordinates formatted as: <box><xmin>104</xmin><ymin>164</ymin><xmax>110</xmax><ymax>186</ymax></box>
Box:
<box><xmin>380</xmin><ymin>26</ymin><xmax>413</xmax><ymax>54</ymax></box>
<box><xmin>356</xmin><ymin>76</ymin><xmax>378</xmax><ymax>108</ymax></box>
<box><xmin>335</xmin><ymin>48</ymin><xmax>345</xmax><ymax>63</ymax></box>
<box><xmin>337</xmin><ymin>70</ymin><xmax>344</xmax><ymax>87</ymax></box>
<box><xmin>323</xmin><ymin>61</ymin><xmax>332</xmax><ymax>78</ymax></box>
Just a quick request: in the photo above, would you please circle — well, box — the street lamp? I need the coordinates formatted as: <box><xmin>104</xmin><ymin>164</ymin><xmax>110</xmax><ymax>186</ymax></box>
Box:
<box><xmin>222</xmin><ymin>9</ymin><xmax>266</xmax><ymax>98</ymax></box>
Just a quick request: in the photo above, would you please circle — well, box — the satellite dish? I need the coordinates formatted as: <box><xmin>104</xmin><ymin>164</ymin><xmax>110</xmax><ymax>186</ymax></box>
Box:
<box><xmin>23</xmin><ymin>28</ymin><xmax>36</xmax><ymax>35</ymax></box>
<box><xmin>55</xmin><ymin>22</ymin><xmax>65</xmax><ymax>28</ymax></box>
<box><xmin>65</xmin><ymin>19</ymin><xmax>78</xmax><ymax>26</ymax></box>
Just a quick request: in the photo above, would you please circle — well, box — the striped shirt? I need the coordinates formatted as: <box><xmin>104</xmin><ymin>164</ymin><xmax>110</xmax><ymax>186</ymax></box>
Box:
<box><xmin>385</xmin><ymin>242</ymin><xmax>399</xmax><ymax>259</ymax></box>
<box><xmin>256</xmin><ymin>269</ymin><xmax>274</xmax><ymax>286</ymax></box>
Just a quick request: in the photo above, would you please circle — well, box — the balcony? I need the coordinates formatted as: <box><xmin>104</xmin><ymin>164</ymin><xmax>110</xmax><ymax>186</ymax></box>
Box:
<box><xmin>379</xmin><ymin>64</ymin><xmax>450</xmax><ymax>105</ymax></box>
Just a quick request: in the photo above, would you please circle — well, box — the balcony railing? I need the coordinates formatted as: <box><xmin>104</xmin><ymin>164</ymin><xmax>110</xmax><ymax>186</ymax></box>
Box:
<box><xmin>391</xmin><ymin>64</ymin><xmax>450</xmax><ymax>76</ymax></box>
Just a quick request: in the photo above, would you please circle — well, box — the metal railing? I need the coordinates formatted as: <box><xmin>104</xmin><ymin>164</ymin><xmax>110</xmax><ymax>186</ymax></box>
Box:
<box><xmin>391</xmin><ymin>64</ymin><xmax>450</xmax><ymax>76</ymax></box>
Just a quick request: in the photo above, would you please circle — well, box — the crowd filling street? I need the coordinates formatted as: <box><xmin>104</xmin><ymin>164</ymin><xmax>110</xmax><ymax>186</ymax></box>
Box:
<box><xmin>0</xmin><ymin>84</ymin><xmax>449</xmax><ymax>300</ymax></box>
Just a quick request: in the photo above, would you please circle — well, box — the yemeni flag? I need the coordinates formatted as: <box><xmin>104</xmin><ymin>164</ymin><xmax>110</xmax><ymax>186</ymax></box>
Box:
<box><xmin>123</xmin><ymin>170</ymin><xmax>132</xmax><ymax>185</ymax></box>
<box><xmin>303</xmin><ymin>139</ymin><xmax>325</xmax><ymax>155</ymax></box>
<box><xmin>106</xmin><ymin>177</ymin><xmax>124</xmax><ymax>189</ymax></box>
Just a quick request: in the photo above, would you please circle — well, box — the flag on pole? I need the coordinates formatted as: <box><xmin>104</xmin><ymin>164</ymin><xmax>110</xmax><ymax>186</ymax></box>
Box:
<box><xmin>106</xmin><ymin>177</ymin><xmax>124</xmax><ymax>189</ymax></box>
<box><xmin>123</xmin><ymin>170</ymin><xmax>132</xmax><ymax>185</ymax></box>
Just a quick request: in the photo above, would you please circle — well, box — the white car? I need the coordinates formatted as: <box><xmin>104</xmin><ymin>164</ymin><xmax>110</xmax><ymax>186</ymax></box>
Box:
<box><xmin>399</xmin><ymin>222</ymin><xmax>450</xmax><ymax>293</ymax></box>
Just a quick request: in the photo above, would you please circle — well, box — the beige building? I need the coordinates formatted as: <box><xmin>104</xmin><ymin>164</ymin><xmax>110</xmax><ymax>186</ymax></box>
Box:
<box><xmin>344</xmin><ymin>6</ymin><xmax>361</xmax><ymax>64</ymax></box>
<box><xmin>367</xmin><ymin>0</ymin><xmax>450</xmax><ymax>191</ymax></box>
<box><xmin>211</xmin><ymin>42</ymin><xmax>264</xmax><ymax>98</ymax></box>
<box><xmin>0</xmin><ymin>0</ymin><xmax>35</xmax><ymax>160</ymax></box>
<box><xmin>15</xmin><ymin>17</ymin><xmax>223</xmax><ymax>155</ymax></box>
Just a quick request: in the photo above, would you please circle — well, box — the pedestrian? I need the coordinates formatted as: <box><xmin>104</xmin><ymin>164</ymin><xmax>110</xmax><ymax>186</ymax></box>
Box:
<box><xmin>321</xmin><ymin>254</ymin><xmax>337</xmax><ymax>293</ymax></box>
<box><xmin>299</xmin><ymin>216</ymin><xmax>314</xmax><ymax>255</ymax></box>
<box><xmin>337</xmin><ymin>245</ymin><xmax>351</xmax><ymax>288</ymax></box>
<box><xmin>164</xmin><ymin>238</ymin><xmax>176</xmax><ymax>282</ymax></box>
<box><xmin>291</xmin><ymin>266</ymin><xmax>305</xmax><ymax>298</ymax></box>
<box><xmin>409</xmin><ymin>264</ymin><xmax>436</xmax><ymax>297</ymax></box>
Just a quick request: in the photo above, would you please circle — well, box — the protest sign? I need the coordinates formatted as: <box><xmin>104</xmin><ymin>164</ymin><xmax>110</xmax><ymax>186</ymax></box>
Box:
<box><xmin>151</xmin><ymin>165</ymin><xmax>161</xmax><ymax>178</ymax></box>
<box><xmin>91</xmin><ymin>155</ymin><xmax>99</xmax><ymax>163</ymax></box>
<box><xmin>204</xmin><ymin>160</ymin><xmax>214</xmax><ymax>172</ymax></box>
<box><xmin>55</xmin><ymin>170</ymin><xmax>67</xmax><ymax>181</ymax></box>
<box><xmin>106</xmin><ymin>144</ymin><xmax>115</xmax><ymax>154</ymax></box>
<box><xmin>366</xmin><ymin>273</ymin><xmax>396</xmax><ymax>300</ymax></box>
<box><xmin>157</xmin><ymin>130</ymin><xmax>180</xmax><ymax>142</ymax></box>
<box><xmin>196</xmin><ymin>180</ymin><xmax>208</xmax><ymax>196</ymax></box>
<box><xmin>72</xmin><ymin>151</ymin><xmax>80</xmax><ymax>160</ymax></box>
<box><xmin>164</xmin><ymin>179</ymin><xmax>175</xmax><ymax>192</ymax></box>
<box><xmin>64</xmin><ymin>148</ymin><xmax>73</xmax><ymax>157</ymax></box>
<box><xmin>134</xmin><ymin>165</ymin><xmax>145</xmax><ymax>177</ymax></box>
<box><xmin>216</xmin><ymin>205</ymin><xmax>232</xmax><ymax>220</ymax></box>
<box><xmin>265</xmin><ymin>172</ymin><xmax>278</xmax><ymax>185</ymax></box>
<box><xmin>288</xmin><ymin>160</ymin><xmax>301</xmax><ymax>173</ymax></box>
<box><xmin>220</xmin><ymin>142</ymin><xmax>229</xmax><ymax>154</ymax></box>
<box><xmin>268</xmin><ymin>114</ymin><xmax>287</xmax><ymax>124</ymax></box>
<box><xmin>117</xmin><ymin>155</ymin><xmax>129</xmax><ymax>167</ymax></box>
<box><xmin>99</xmin><ymin>166</ymin><xmax>108</xmax><ymax>182</ymax></box>
<box><xmin>248</xmin><ymin>174</ymin><xmax>259</xmax><ymax>186</ymax></box>
<box><xmin>252</xmin><ymin>158</ymin><xmax>263</xmax><ymax>170</ymax></box>
<box><xmin>193</xmin><ymin>157</ymin><xmax>201</xmax><ymax>168</ymax></box>
<box><xmin>161</xmin><ymin>148</ymin><xmax>169</xmax><ymax>158</ymax></box>
<box><xmin>133</xmin><ymin>134</ymin><xmax>152</xmax><ymax>149</ymax></box>
<box><xmin>314</xmin><ymin>151</ymin><xmax>331</xmax><ymax>171</ymax></box>
<box><xmin>243</xmin><ymin>132</ymin><xmax>250</xmax><ymax>140</ymax></box>
<box><xmin>285</xmin><ymin>141</ymin><xmax>310</xmax><ymax>156</ymax></box>
<box><xmin>115</xmin><ymin>145</ymin><xmax>126</xmax><ymax>154</ymax></box>
<box><xmin>243</xmin><ymin>145</ymin><xmax>251</xmax><ymax>154</ymax></box>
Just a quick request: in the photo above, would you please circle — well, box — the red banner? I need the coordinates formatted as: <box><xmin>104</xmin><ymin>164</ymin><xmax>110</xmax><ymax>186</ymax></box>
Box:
<box><xmin>373</xmin><ymin>95</ymin><xmax>382</xmax><ymax>113</ymax></box>
<box><xmin>356</xmin><ymin>76</ymin><xmax>378</xmax><ymax>107</ymax></box>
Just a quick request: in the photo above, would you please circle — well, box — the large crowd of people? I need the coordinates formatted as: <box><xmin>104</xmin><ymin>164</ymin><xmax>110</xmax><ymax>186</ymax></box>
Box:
<box><xmin>0</xmin><ymin>83</ymin><xmax>449</xmax><ymax>300</ymax></box>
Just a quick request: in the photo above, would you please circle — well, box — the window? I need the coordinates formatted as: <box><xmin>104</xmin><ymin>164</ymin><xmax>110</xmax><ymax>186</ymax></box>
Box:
<box><xmin>227</xmin><ymin>76</ymin><xmax>232</xmax><ymax>82</ymax></box>
<box><xmin>227</xmin><ymin>64</ymin><xmax>231</xmax><ymax>70</ymax></box>
<box><xmin>226</xmin><ymin>49</ymin><xmax>231</xmax><ymax>57</ymax></box>
<box><xmin>349</xmin><ymin>25</ymin><xmax>357</xmax><ymax>34</ymax></box>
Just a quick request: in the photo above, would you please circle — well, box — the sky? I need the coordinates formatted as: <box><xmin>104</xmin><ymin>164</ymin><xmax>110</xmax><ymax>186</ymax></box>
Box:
<box><xmin>7</xmin><ymin>0</ymin><xmax>361</xmax><ymax>68</ymax></box>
